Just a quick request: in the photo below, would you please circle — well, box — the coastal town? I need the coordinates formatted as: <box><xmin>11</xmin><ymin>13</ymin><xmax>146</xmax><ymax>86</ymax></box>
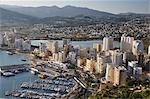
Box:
<box><xmin>0</xmin><ymin>0</ymin><xmax>150</xmax><ymax>98</ymax></box>
<box><xmin>0</xmin><ymin>28</ymin><xmax>150</xmax><ymax>98</ymax></box>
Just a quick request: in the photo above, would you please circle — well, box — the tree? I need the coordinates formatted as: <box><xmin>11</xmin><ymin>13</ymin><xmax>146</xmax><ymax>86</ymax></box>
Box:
<box><xmin>131</xmin><ymin>92</ymin><xmax>143</xmax><ymax>98</ymax></box>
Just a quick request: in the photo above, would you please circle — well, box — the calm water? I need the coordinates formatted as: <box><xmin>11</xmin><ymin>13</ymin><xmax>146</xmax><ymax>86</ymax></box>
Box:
<box><xmin>0</xmin><ymin>51</ymin><xmax>30</xmax><ymax>66</ymax></box>
<box><xmin>0</xmin><ymin>51</ymin><xmax>38</xmax><ymax>98</ymax></box>
<box><xmin>0</xmin><ymin>72</ymin><xmax>38</xmax><ymax>98</ymax></box>
<box><xmin>0</xmin><ymin>40</ymin><xmax>120</xmax><ymax>98</ymax></box>
<box><xmin>31</xmin><ymin>40</ymin><xmax>120</xmax><ymax>48</ymax></box>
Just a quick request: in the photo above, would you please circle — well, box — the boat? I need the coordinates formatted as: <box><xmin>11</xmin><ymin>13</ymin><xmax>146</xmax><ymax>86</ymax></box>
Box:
<box><xmin>2</xmin><ymin>72</ymin><xmax>15</xmax><ymax>77</ymax></box>
<box><xmin>20</xmin><ymin>93</ymin><xmax>26</xmax><ymax>98</ymax></box>
<box><xmin>14</xmin><ymin>70</ymin><xmax>21</xmax><ymax>74</ymax></box>
<box><xmin>5</xmin><ymin>91</ymin><xmax>10</xmax><ymax>96</ymax></box>
<box><xmin>30</xmin><ymin>68</ymin><xmax>39</xmax><ymax>75</ymax></box>
<box><xmin>13</xmin><ymin>93</ymin><xmax>21</xmax><ymax>97</ymax></box>
<box><xmin>6</xmin><ymin>51</ymin><xmax>13</xmax><ymax>55</ymax></box>
<box><xmin>21</xmin><ymin>59</ymin><xmax>27</xmax><ymax>61</ymax></box>
<box><xmin>38</xmin><ymin>74</ymin><xmax>46</xmax><ymax>79</ymax></box>
<box><xmin>30</xmin><ymin>70</ymin><xmax>36</xmax><ymax>75</ymax></box>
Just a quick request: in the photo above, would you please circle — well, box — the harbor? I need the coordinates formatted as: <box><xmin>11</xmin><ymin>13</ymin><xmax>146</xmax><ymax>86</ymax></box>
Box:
<box><xmin>0</xmin><ymin>40</ymin><xmax>121</xmax><ymax>98</ymax></box>
<box><xmin>0</xmin><ymin>49</ymin><xmax>78</xmax><ymax>98</ymax></box>
<box><xmin>5</xmin><ymin>74</ymin><xmax>77</xmax><ymax>98</ymax></box>
<box><xmin>0</xmin><ymin>50</ymin><xmax>33</xmax><ymax>98</ymax></box>
<box><xmin>0</xmin><ymin>40</ymin><xmax>109</xmax><ymax>98</ymax></box>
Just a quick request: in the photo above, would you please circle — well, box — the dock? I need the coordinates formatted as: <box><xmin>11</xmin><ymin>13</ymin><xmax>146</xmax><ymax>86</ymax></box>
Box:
<box><xmin>0</xmin><ymin>63</ymin><xmax>30</xmax><ymax>73</ymax></box>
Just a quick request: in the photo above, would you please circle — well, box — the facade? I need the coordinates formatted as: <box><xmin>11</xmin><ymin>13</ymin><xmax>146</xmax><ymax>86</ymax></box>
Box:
<box><xmin>128</xmin><ymin>61</ymin><xmax>138</xmax><ymax>67</ymax></box>
<box><xmin>22</xmin><ymin>40</ymin><xmax>31</xmax><ymax>51</ymax></box>
<box><xmin>85</xmin><ymin>58</ymin><xmax>96</xmax><ymax>73</ymax></box>
<box><xmin>120</xmin><ymin>35</ymin><xmax>134</xmax><ymax>52</ymax></box>
<box><xmin>137</xmin><ymin>54</ymin><xmax>144</xmax><ymax>67</ymax></box>
<box><xmin>148</xmin><ymin>45</ymin><xmax>150</xmax><ymax>54</ymax></box>
<box><xmin>15</xmin><ymin>38</ymin><xmax>23</xmax><ymax>50</ymax></box>
<box><xmin>51</xmin><ymin>41</ymin><xmax>58</xmax><ymax>53</ymax></box>
<box><xmin>63</xmin><ymin>39</ymin><xmax>70</xmax><ymax>47</ymax></box>
<box><xmin>53</xmin><ymin>52</ymin><xmax>59</xmax><ymax>62</ymax></box>
<box><xmin>105</xmin><ymin>63</ymin><xmax>115</xmax><ymax>83</ymax></box>
<box><xmin>128</xmin><ymin>61</ymin><xmax>138</xmax><ymax>75</ymax></box>
<box><xmin>67</xmin><ymin>51</ymin><xmax>77</xmax><ymax>64</ymax></box>
<box><xmin>14</xmin><ymin>39</ymin><xmax>31</xmax><ymax>51</ymax></box>
<box><xmin>47</xmin><ymin>41</ymin><xmax>58</xmax><ymax>53</ymax></box>
<box><xmin>114</xmin><ymin>66</ymin><xmax>127</xmax><ymax>86</ymax></box>
<box><xmin>132</xmin><ymin>40</ymin><xmax>144</xmax><ymax>55</ymax></box>
<box><xmin>0</xmin><ymin>33</ymin><xmax>3</xmax><ymax>47</ymax></box>
<box><xmin>111</xmin><ymin>50</ymin><xmax>123</xmax><ymax>65</ymax></box>
<box><xmin>105</xmin><ymin>64</ymin><xmax>127</xmax><ymax>86</ymax></box>
<box><xmin>39</xmin><ymin>42</ymin><xmax>46</xmax><ymax>53</ymax></box>
<box><xmin>93</xmin><ymin>43</ymin><xmax>101</xmax><ymax>52</ymax></box>
<box><xmin>89</xmin><ymin>48</ymin><xmax>97</xmax><ymax>59</ymax></box>
<box><xmin>58</xmin><ymin>51</ymin><xmax>66</xmax><ymax>63</ymax></box>
<box><xmin>96</xmin><ymin>54</ymin><xmax>111</xmax><ymax>74</ymax></box>
<box><xmin>133</xmin><ymin>67</ymin><xmax>142</xmax><ymax>76</ymax></box>
<box><xmin>102</xmin><ymin>37</ymin><xmax>113</xmax><ymax>51</ymax></box>
<box><xmin>3</xmin><ymin>32</ymin><xmax>16</xmax><ymax>48</ymax></box>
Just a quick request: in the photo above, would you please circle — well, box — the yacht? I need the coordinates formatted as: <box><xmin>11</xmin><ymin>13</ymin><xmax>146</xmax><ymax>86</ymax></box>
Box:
<box><xmin>6</xmin><ymin>51</ymin><xmax>13</xmax><ymax>55</ymax></box>
<box><xmin>3</xmin><ymin>72</ymin><xmax>15</xmax><ymax>77</ymax></box>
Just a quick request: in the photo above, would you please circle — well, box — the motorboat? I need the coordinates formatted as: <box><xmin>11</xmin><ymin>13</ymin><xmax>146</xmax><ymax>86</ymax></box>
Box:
<box><xmin>3</xmin><ymin>72</ymin><xmax>15</xmax><ymax>77</ymax></box>
<box><xmin>6</xmin><ymin>51</ymin><xmax>13</xmax><ymax>55</ymax></box>
<box><xmin>21</xmin><ymin>59</ymin><xmax>27</xmax><ymax>61</ymax></box>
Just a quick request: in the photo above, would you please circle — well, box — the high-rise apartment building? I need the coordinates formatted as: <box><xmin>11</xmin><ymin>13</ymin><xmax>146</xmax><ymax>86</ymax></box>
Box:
<box><xmin>47</xmin><ymin>41</ymin><xmax>58</xmax><ymax>53</ymax></box>
<box><xmin>102</xmin><ymin>37</ymin><xmax>113</xmax><ymax>51</ymax></box>
<box><xmin>148</xmin><ymin>45</ymin><xmax>150</xmax><ymax>54</ymax></box>
<box><xmin>0</xmin><ymin>34</ymin><xmax>3</xmax><ymax>47</ymax></box>
<box><xmin>111</xmin><ymin>50</ymin><xmax>123</xmax><ymax>65</ymax></box>
<box><xmin>39</xmin><ymin>42</ymin><xmax>46</xmax><ymax>53</ymax></box>
<box><xmin>96</xmin><ymin>54</ymin><xmax>111</xmax><ymax>74</ymax></box>
<box><xmin>105</xmin><ymin>64</ymin><xmax>115</xmax><ymax>83</ymax></box>
<box><xmin>105</xmin><ymin>64</ymin><xmax>127</xmax><ymax>86</ymax></box>
<box><xmin>132</xmin><ymin>40</ymin><xmax>144</xmax><ymax>55</ymax></box>
<box><xmin>114</xmin><ymin>66</ymin><xmax>127</xmax><ymax>86</ymax></box>
<box><xmin>120</xmin><ymin>35</ymin><xmax>134</xmax><ymax>52</ymax></box>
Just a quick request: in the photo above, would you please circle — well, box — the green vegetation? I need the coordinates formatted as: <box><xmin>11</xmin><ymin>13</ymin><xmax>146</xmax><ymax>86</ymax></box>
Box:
<box><xmin>142</xmin><ymin>38</ymin><xmax>150</xmax><ymax>52</ymax></box>
<box><xmin>88</xmin><ymin>87</ymin><xmax>150</xmax><ymax>99</ymax></box>
<box><xmin>89</xmin><ymin>79</ymin><xmax>150</xmax><ymax>99</ymax></box>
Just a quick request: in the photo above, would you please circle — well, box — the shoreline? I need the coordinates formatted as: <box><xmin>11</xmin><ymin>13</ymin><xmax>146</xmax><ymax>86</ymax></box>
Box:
<box><xmin>29</xmin><ymin>37</ymin><xmax>121</xmax><ymax>42</ymax></box>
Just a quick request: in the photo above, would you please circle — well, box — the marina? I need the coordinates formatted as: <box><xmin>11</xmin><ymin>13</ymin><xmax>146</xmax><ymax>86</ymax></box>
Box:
<box><xmin>1</xmin><ymin>40</ymin><xmax>120</xmax><ymax>98</ymax></box>
<box><xmin>6</xmin><ymin>76</ymin><xmax>77</xmax><ymax>98</ymax></box>
<box><xmin>0</xmin><ymin>50</ymin><xmax>34</xmax><ymax>98</ymax></box>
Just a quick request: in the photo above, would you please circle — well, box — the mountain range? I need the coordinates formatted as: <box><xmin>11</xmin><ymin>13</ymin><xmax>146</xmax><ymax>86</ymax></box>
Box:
<box><xmin>0</xmin><ymin>5</ymin><xmax>149</xmax><ymax>26</ymax></box>
<box><xmin>0</xmin><ymin>5</ymin><xmax>115</xmax><ymax>18</ymax></box>
<box><xmin>0</xmin><ymin>7</ymin><xmax>37</xmax><ymax>26</ymax></box>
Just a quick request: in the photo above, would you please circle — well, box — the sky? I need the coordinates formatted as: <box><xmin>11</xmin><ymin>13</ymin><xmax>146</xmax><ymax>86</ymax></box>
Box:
<box><xmin>0</xmin><ymin>0</ymin><xmax>149</xmax><ymax>14</ymax></box>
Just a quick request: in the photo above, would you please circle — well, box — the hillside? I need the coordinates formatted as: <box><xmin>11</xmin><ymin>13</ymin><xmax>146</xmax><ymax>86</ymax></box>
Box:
<box><xmin>0</xmin><ymin>5</ymin><xmax>115</xmax><ymax>18</ymax></box>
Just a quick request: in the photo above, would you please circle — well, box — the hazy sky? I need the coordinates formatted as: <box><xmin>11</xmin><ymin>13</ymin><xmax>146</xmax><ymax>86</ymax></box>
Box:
<box><xmin>0</xmin><ymin>0</ymin><xmax>149</xmax><ymax>14</ymax></box>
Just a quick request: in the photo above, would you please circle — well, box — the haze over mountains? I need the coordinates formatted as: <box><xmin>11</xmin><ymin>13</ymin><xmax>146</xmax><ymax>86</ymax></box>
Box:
<box><xmin>0</xmin><ymin>7</ymin><xmax>37</xmax><ymax>26</ymax></box>
<box><xmin>0</xmin><ymin>5</ymin><xmax>115</xmax><ymax>18</ymax></box>
<box><xmin>0</xmin><ymin>5</ymin><xmax>149</xmax><ymax>26</ymax></box>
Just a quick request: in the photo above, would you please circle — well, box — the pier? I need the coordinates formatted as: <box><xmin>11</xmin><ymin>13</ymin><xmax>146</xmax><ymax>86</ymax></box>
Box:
<box><xmin>0</xmin><ymin>63</ymin><xmax>30</xmax><ymax>73</ymax></box>
<box><xmin>0</xmin><ymin>47</ymin><xmax>15</xmax><ymax>52</ymax></box>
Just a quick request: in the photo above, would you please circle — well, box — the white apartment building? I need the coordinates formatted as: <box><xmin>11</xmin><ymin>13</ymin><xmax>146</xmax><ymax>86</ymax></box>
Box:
<box><xmin>120</xmin><ymin>35</ymin><xmax>134</xmax><ymax>52</ymax></box>
<box><xmin>102</xmin><ymin>37</ymin><xmax>113</xmax><ymax>51</ymax></box>
<box><xmin>132</xmin><ymin>40</ymin><xmax>144</xmax><ymax>55</ymax></box>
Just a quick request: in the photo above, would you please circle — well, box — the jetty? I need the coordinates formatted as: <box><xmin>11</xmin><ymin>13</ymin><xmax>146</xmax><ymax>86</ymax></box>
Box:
<box><xmin>0</xmin><ymin>63</ymin><xmax>30</xmax><ymax>73</ymax></box>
